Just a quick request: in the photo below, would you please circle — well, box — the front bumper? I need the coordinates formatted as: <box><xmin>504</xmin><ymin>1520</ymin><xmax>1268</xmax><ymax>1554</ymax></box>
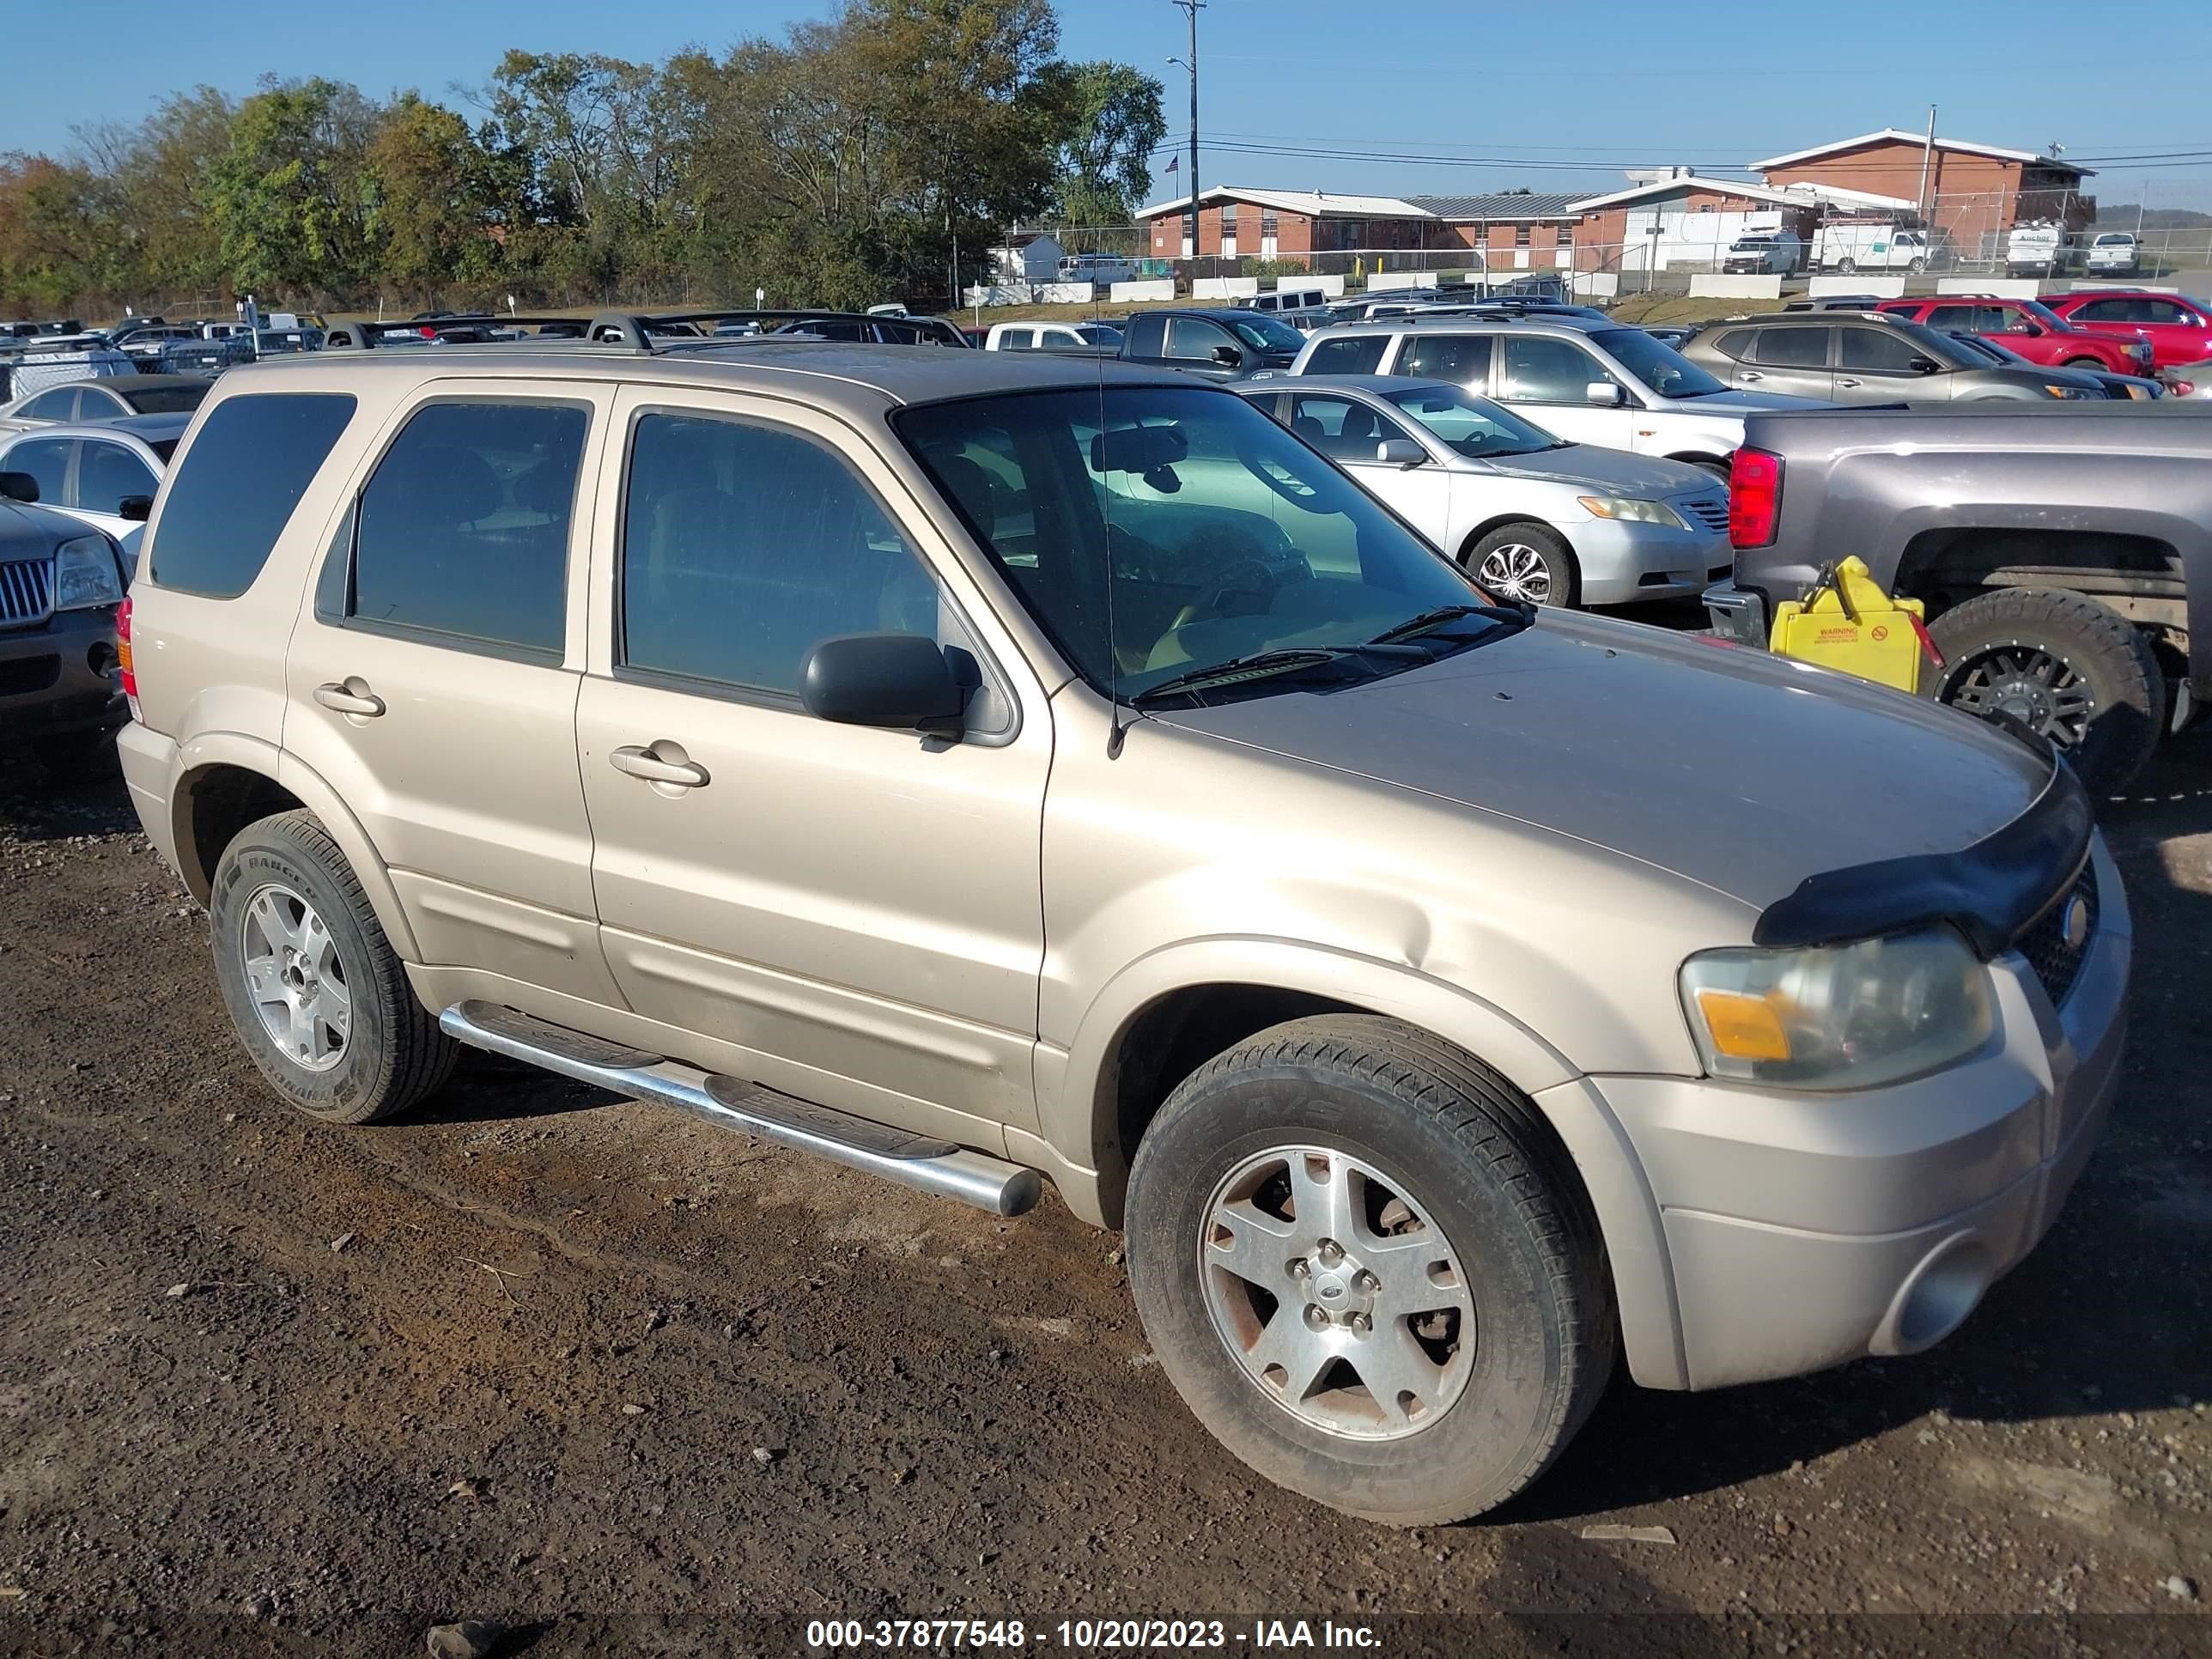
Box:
<box><xmin>1576</xmin><ymin>515</ymin><xmax>1735</xmax><ymax>607</ymax></box>
<box><xmin>1583</xmin><ymin>835</ymin><xmax>2129</xmax><ymax>1390</ymax></box>
<box><xmin>0</xmin><ymin>606</ymin><xmax>126</xmax><ymax>742</ymax></box>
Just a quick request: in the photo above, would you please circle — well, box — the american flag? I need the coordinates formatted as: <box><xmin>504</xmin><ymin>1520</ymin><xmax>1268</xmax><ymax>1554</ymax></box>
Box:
<box><xmin>1164</xmin><ymin>155</ymin><xmax>1178</xmax><ymax>176</ymax></box>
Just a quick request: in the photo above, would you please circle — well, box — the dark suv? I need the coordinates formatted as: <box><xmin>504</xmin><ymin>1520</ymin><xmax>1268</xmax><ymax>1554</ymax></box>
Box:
<box><xmin>0</xmin><ymin>472</ymin><xmax>131</xmax><ymax>778</ymax></box>
<box><xmin>1681</xmin><ymin>312</ymin><xmax>2096</xmax><ymax>404</ymax></box>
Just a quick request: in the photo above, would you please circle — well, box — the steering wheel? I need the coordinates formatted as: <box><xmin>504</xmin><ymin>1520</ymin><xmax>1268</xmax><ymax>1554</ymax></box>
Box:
<box><xmin>1188</xmin><ymin>556</ymin><xmax>1281</xmax><ymax>623</ymax></box>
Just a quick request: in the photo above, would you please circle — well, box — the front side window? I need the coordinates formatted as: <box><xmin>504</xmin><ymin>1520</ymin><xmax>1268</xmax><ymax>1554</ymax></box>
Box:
<box><xmin>1001</xmin><ymin>329</ymin><xmax>1035</xmax><ymax>349</ymax></box>
<box><xmin>897</xmin><ymin>386</ymin><xmax>1496</xmax><ymax>703</ymax></box>
<box><xmin>1382</xmin><ymin>385</ymin><xmax>1559</xmax><ymax>459</ymax></box>
<box><xmin>1286</xmin><ymin>394</ymin><xmax>1417</xmax><ymax>464</ymax></box>
<box><xmin>348</xmin><ymin>400</ymin><xmax>586</xmax><ymax>654</ymax></box>
<box><xmin>1397</xmin><ymin>332</ymin><xmax>1493</xmax><ymax>385</ymax></box>
<box><xmin>1165</xmin><ymin>318</ymin><xmax>1236</xmax><ymax>361</ymax></box>
<box><xmin>1586</xmin><ymin>328</ymin><xmax>1724</xmax><ymax>398</ymax></box>
<box><xmin>621</xmin><ymin>413</ymin><xmax>939</xmax><ymax>696</ymax></box>
<box><xmin>1303</xmin><ymin>335</ymin><xmax>1389</xmax><ymax>376</ymax></box>
<box><xmin>2140</xmin><ymin>300</ymin><xmax>2191</xmax><ymax>325</ymax></box>
<box><xmin>77</xmin><ymin>442</ymin><xmax>157</xmax><ymax>514</ymax></box>
<box><xmin>1499</xmin><ymin>337</ymin><xmax>1603</xmax><ymax>402</ymax></box>
<box><xmin>1838</xmin><ymin>328</ymin><xmax>1928</xmax><ymax>373</ymax></box>
<box><xmin>150</xmin><ymin>392</ymin><xmax>356</xmax><ymax>597</ymax></box>
<box><xmin>3</xmin><ymin>437</ymin><xmax>73</xmax><ymax>506</ymax></box>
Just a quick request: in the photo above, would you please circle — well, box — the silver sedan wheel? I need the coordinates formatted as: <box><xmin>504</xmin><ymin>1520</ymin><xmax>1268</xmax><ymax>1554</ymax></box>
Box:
<box><xmin>239</xmin><ymin>882</ymin><xmax>352</xmax><ymax>1073</ymax></box>
<box><xmin>1199</xmin><ymin>1146</ymin><xmax>1475</xmax><ymax>1441</ymax></box>
<box><xmin>1475</xmin><ymin>542</ymin><xmax>1554</xmax><ymax>605</ymax></box>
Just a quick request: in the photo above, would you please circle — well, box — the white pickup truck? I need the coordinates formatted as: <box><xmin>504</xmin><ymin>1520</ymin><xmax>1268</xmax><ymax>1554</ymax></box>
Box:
<box><xmin>983</xmin><ymin>321</ymin><xmax>1124</xmax><ymax>353</ymax></box>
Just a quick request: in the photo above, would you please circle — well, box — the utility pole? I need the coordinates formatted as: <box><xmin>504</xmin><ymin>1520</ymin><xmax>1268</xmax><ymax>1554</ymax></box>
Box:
<box><xmin>1915</xmin><ymin>104</ymin><xmax>1936</xmax><ymax>223</ymax></box>
<box><xmin>1172</xmin><ymin>0</ymin><xmax>1205</xmax><ymax>270</ymax></box>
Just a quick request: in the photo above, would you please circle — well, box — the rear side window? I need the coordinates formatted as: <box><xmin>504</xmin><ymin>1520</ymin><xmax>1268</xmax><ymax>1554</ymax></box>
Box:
<box><xmin>1303</xmin><ymin>335</ymin><xmax>1389</xmax><ymax>376</ymax></box>
<box><xmin>150</xmin><ymin>393</ymin><xmax>356</xmax><ymax>597</ymax></box>
<box><xmin>1711</xmin><ymin>330</ymin><xmax>1753</xmax><ymax>360</ymax></box>
<box><xmin>347</xmin><ymin>400</ymin><xmax>587</xmax><ymax>656</ymax></box>
<box><xmin>1397</xmin><ymin>333</ymin><xmax>1492</xmax><ymax>383</ymax></box>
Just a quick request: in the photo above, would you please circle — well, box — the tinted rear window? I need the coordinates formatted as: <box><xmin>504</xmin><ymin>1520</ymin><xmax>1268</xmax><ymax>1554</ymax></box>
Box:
<box><xmin>149</xmin><ymin>393</ymin><xmax>356</xmax><ymax>597</ymax></box>
<box><xmin>1303</xmin><ymin>336</ymin><xmax>1389</xmax><ymax>375</ymax></box>
<box><xmin>120</xmin><ymin>383</ymin><xmax>209</xmax><ymax>415</ymax></box>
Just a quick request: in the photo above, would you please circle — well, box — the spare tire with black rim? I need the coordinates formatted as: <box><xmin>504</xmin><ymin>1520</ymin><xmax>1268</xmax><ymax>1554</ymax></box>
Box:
<box><xmin>1921</xmin><ymin>587</ymin><xmax>2163</xmax><ymax>796</ymax></box>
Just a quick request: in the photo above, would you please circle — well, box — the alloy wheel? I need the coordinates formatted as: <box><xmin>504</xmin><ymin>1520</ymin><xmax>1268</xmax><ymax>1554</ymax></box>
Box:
<box><xmin>1475</xmin><ymin>543</ymin><xmax>1554</xmax><ymax>605</ymax></box>
<box><xmin>239</xmin><ymin>882</ymin><xmax>352</xmax><ymax>1073</ymax></box>
<box><xmin>1941</xmin><ymin>644</ymin><xmax>2095</xmax><ymax>749</ymax></box>
<box><xmin>1199</xmin><ymin>1146</ymin><xmax>1474</xmax><ymax>1441</ymax></box>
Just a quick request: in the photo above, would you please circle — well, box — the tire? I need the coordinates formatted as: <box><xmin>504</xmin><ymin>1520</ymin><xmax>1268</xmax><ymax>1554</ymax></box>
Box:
<box><xmin>1922</xmin><ymin>588</ymin><xmax>2164</xmax><ymax>796</ymax></box>
<box><xmin>1466</xmin><ymin>523</ymin><xmax>1577</xmax><ymax>608</ymax></box>
<box><xmin>1838</xmin><ymin>258</ymin><xmax>1857</xmax><ymax>275</ymax></box>
<box><xmin>32</xmin><ymin>727</ymin><xmax>119</xmax><ymax>785</ymax></box>
<box><xmin>1125</xmin><ymin>1014</ymin><xmax>1613</xmax><ymax>1526</ymax></box>
<box><xmin>1906</xmin><ymin>257</ymin><xmax>1928</xmax><ymax>275</ymax></box>
<box><xmin>209</xmin><ymin>809</ymin><xmax>458</xmax><ymax>1124</ymax></box>
<box><xmin>1683</xmin><ymin>458</ymin><xmax>1731</xmax><ymax>483</ymax></box>
<box><xmin>2061</xmin><ymin>357</ymin><xmax>2104</xmax><ymax>370</ymax></box>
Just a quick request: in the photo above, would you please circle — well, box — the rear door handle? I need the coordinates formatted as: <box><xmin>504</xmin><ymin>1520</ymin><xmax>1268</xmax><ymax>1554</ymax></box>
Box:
<box><xmin>1736</xmin><ymin>370</ymin><xmax>1763</xmax><ymax>382</ymax></box>
<box><xmin>313</xmin><ymin>681</ymin><xmax>385</xmax><ymax>718</ymax></box>
<box><xmin>1837</xmin><ymin>376</ymin><xmax>1863</xmax><ymax>388</ymax></box>
<box><xmin>611</xmin><ymin>744</ymin><xmax>710</xmax><ymax>788</ymax></box>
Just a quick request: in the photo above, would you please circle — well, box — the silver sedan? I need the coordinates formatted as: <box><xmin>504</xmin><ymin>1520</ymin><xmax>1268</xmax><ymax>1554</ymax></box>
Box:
<box><xmin>1233</xmin><ymin>377</ymin><xmax>1732</xmax><ymax>607</ymax></box>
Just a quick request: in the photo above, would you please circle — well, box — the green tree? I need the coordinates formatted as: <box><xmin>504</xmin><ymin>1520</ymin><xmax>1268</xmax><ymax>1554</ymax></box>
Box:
<box><xmin>366</xmin><ymin>94</ymin><xmax>495</xmax><ymax>300</ymax></box>
<box><xmin>1042</xmin><ymin>60</ymin><xmax>1165</xmax><ymax>224</ymax></box>
<box><xmin>205</xmin><ymin>78</ymin><xmax>378</xmax><ymax>299</ymax></box>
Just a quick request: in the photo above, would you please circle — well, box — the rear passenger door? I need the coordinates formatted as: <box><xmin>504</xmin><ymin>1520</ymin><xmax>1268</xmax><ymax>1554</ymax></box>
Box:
<box><xmin>284</xmin><ymin>380</ymin><xmax>624</xmax><ymax>1008</ymax></box>
<box><xmin>574</xmin><ymin>387</ymin><xmax>1051</xmax><ymax>1147</ymax></box>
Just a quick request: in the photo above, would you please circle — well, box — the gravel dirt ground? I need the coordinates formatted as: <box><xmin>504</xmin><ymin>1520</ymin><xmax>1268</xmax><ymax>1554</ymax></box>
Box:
<box><xmin>2</xmin><ymin>728</ymin><xmax>2209</xmax><ymax>1659</ymax></box>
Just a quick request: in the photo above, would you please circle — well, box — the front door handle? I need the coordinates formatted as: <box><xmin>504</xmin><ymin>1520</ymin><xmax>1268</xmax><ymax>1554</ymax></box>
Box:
<box><xmin>611</xmin><ymin>744</ymin><xmax>710</xmax><ymax>788</ymax></box>
<box><xmin>1837</xmin><ymin>376</ymin><xmax>1863</xmax><ymax>388</ymax></box>
<box><xmin>313</xmin><ymin>681</ymin><xmax>385</xmax><ymax>718</ymax></box>
<box><xmin>1736</xmin><ymin>370</ymin><xmax>1763</xmax><ymax>382</ymax></box>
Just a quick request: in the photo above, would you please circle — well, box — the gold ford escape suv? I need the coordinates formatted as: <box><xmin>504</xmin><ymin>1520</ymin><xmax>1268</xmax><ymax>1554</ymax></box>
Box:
<box><xmin>116</xmin><ymin>327</ymin><xmax>2129</xmax><ymax>1525</ymax></box>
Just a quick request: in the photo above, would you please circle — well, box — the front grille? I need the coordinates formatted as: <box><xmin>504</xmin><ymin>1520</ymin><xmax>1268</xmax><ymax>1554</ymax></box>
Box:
<box><xmin>0</xmin><ymin>653</ymin><xmax>59</xmax><ymax>696</ymax></box>
<box><xmin>2014</xmin><ymin>862</ymin><xmax>2100</xmax><ymax>1009</ymax></box>
<box><xmin>0</xmin><ymin>558</ymin><xmax>53</xmax><ymax>628</ymax></box>
<box><xmin>1680</xmin><ymin>496</ymin><xmax>1730</xmax><ymax>534</ymax></box>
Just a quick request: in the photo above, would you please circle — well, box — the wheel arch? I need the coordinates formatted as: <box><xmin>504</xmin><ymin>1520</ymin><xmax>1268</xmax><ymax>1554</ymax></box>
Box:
<box><xmin>168</xmin><ymin>738</ymin><xmax>420</xmax><ymax>960</ymax></box>
<box><xmin>1455</xmin><ymin>514</ymin><xmax>1574</xmax><ymax>568</ymax></box>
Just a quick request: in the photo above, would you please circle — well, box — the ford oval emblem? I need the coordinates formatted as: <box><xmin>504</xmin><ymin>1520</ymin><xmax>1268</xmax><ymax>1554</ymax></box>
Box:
<box><xmin>2062</xmin><ymin>896</ymin><xmax>2091</xmax><ymax>950</ymax></box>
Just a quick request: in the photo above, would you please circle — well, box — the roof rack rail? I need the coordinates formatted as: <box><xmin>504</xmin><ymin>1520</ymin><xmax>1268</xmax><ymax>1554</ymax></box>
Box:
<box><xmin>323</xmin><ymin>307</ymin><xmax>966</xmax><ymax>353</ymax></box>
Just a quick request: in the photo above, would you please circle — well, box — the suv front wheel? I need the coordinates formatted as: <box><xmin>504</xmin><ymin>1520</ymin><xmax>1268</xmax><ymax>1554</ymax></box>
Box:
<box><xmin>1126</xmin><ymin>1015</ymin><xmax>1613</xmax><ymax>1525</ymax></box>
<box><xmin>209</xmin><ymin>810</ymin><xmax>458</xmax><ymax>1123</ymax></box>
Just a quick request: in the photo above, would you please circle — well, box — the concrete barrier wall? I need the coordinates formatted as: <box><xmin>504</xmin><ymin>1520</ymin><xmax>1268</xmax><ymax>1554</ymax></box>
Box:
<box><xmin>1936</xmin><ymin>277</ymin><xmax>2041</xmax><ymax>298</ymax></box>
<box><xmin>1570</xmin><ymin>272</ymin><xmax>1620</xmax><ymax>299</ymax></box>
<box><xmin>960</xmin><ymin>281</ymin><xmax>1097</xmax><ymax>306</ymax></box>
<box><xmin>1109</xmin><ymin>279</ymin><xmax>1175</xmax><ymax>303</ymax></box>
<box><xmin>1366</xmin><ymin>271</ymin><xmax>1438</xmax><ymax>293</ymax></box>
<box><xmin>1308</xmin><ymin>275</ymin><xmax>1346</xmax><ymax>297</ymax></box>
<box><xmin>1808</xmin><ymin>275</ymin><xmax>1905</xmax><ymax>299</ymax></box>
<box><xmin>2059</xmin><ymin>280</ymin><xmax>2179</xmax><ymax>293</ymax></box>
<box><xmin>1687</xmin><ymin>274</ymin><xmax>1784</xmax><ymax>299</ymax></box>
<box><xmin>1192</xmin><ymin>276</ymin><xmax>1260</xmax><ymax>300</ymax></box>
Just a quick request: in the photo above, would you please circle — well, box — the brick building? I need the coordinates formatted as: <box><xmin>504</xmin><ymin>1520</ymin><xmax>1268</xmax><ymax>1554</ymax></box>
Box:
<box><xmin>1405</xmin><ymin>192</ymin><xmax>1589</xmax><ymax>270</ymax></box>
<box><xmin>1752</xmin><ymin>130</ymin><xmax>2094</xmax><ymax>262</ymax></box>
<box><xmin>1136</xmin><ymin>187</ymin><xmax>1434</xmax><ymax>260</ymax></box>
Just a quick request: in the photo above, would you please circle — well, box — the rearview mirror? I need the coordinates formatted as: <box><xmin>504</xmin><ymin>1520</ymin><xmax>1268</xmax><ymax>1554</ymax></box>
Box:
<box><xmin>799</xmin><ymin>633</ymin><xmax>964</xmax><ymax>735</ymax></box>
<box><xmin>1375</xmin><ymin>438</ymin><xmax>1426</xmax><ymax>466</ymax></box>
<box><xmin>0</xmin><ymin>471</ymin><xmax>36</xmax><ymax>503</ymax></box>
<box><xmin>1091</xmin><ymin>424</ymin><xmax>1189</xmax><ymax>474</ymax></box>
<box><xmin>118</xmin><ymin>494</ymin><xmax>154</xmax><ymax>523</ymax></box>
<box><xmin>1585</xmin><ymin>381</ymin><xmax>1626</xmax><ymax>407</ymax></box>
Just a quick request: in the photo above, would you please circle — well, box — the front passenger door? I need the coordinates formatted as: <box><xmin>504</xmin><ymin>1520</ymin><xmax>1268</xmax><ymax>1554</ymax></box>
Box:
<box><xmin>1734</xmin><ymin>325</ymin><xmax>1834</xmax><ymax>400</ymax></box>
<box><xmin>575</xmin><ymin>390</ymin><xmax>1050</xmax><ymax>1147</ymax></box>
<box><xmin>1494</xmin><ymin>335</ymin><xmax>1632</xmax><ymax>452</ymax></box>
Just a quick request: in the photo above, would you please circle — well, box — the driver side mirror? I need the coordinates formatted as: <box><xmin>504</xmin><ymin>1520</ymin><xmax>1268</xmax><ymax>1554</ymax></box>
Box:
<box><xmin>118</xmin><ymin>494</ymin><xmax>154</xmax><ymax>523</ymax></box>
<box><xmin>1375</xmin><ymin>438</ymin><xmax>1426</xmax><ymax>467</ymax></box>
<box><xmin>0</xmin><ymin>471</ymin><xmax>37</xmax><ymax>504</ymax></box>
<box><xmin>1210</xmin><ymin>343</ymin><xmax>1243</xmax><ymax>368</ymax></box>
<box><xmin>1910</xmin><ymin>356</ymin><xmax>1942</xmax><ymax>374</ymax></box>
<box><xmin>799</xmin><ymin>633</ymin><xmax>965</xmax><ymax>736</ymax></box>
<box><xmin>1585</xmin><ymin>380</ymin><xmax>1626</xmax><ymax>407</ymax></box>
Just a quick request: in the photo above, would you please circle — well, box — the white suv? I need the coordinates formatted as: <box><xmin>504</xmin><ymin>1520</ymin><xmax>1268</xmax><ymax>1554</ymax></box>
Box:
<box><xmin>1289</xmin><ymin>316</ymin><xmax>1829</xmax><ymax>476</ymax></box>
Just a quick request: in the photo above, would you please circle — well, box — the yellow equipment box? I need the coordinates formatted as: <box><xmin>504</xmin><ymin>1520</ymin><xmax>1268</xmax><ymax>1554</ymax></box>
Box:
<box><xmin>1768</xmin><ymin>556</ymin><xmax>1935</xmax><ymax>695</ymax></box>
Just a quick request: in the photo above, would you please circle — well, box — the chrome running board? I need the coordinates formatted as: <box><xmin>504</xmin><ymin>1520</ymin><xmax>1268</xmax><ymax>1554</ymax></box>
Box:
<box><xmin>438</xmin><ymin>1000</ymin><xmax>1040</xmax><ymax>1216</ymax></box>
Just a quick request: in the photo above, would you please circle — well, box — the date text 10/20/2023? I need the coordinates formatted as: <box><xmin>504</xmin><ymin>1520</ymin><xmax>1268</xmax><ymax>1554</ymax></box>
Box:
<box><xmin>804</xmin><ymin>1619</ymin><xmax>1382</xmax><ymax>1650</ymax></box>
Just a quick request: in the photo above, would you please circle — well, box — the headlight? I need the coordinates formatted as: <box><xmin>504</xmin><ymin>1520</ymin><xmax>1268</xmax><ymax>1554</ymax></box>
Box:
<box><xmin>1679</xmin><ymin>927</ymin><xmax>1994</xmax><ymax>1091</ymax></box>
<box><xmin>1577</xmin><ymin>495</ymin><xmax>1686</xmax><ymax>528</ymax></box>
<box><xmin>53</xmin><ymin>535</ymin><xmax>125</xmax><ymax>611</ymax></box>
<box><xmin>2042</xmin><ymin>384</ymin><xmax>2094</xmax><ymax>400</ymax></box>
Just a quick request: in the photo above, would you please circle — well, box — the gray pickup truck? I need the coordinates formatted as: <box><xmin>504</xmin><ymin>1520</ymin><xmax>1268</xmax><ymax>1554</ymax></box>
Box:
<box><xmin>1705</xmin><ymin>403</ymin><xmax>2211</xmax><ymax>794</ymax></box>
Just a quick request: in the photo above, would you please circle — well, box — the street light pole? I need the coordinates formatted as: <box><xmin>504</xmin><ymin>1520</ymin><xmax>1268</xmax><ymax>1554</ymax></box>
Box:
<box><xmin>1172</xmin><ymin>0</ymin><xmax>1205</xmax><ymax>270</ymax></box>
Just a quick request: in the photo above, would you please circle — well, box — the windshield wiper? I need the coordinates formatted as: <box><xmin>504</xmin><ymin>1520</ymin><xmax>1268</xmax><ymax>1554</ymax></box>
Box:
<box><xmin>1368</xmin><ymin>602</ymin><xmax>1532</xmax><ymax>646</ymax></box>
<box><xmin>1131</xmin><ymin>647</ymin><xmax>1370</xmax><ymax>704</ymax></box>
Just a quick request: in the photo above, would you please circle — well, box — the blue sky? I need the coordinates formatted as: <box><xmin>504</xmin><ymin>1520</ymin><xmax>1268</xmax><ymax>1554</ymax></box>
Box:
<box><xmin>6</xmin><ymin>0</ymin><xmax>2209</xmax><ymax>210</ymax></box>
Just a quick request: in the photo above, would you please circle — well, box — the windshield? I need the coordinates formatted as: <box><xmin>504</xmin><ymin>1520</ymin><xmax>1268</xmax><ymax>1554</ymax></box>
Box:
<box><xmin>1946</xmin><ymin>332</ymin><xmax>2012</xmax><ymax>364</ymax></box>
<box><xmin>2018</xmin><ymin>299</ymin><xmax>2069</xmax><ymax>331</ymax></box>
<box><xmin>1588</xmin><ymin>328</ymin><xmax>1725</xmax><ymax>398</ymax></box>
<box><xmin>1382</xmin><ymin>385</ymin><xmax>1559</xmax><ymax>458</ymax></box>
<box><xmin>1076</xmin><ymin>325</ymin><xmax>1123</xmax><ymax>348</ymax></box>
<box><xmin>1876</xmin><ymin>316</ymin><xmax>1973</xmax><ymax>367</ymax></box>
<box><xmin>896</xmin><ymin>386</ymin><xmax>1498</xmax><ymax>702</ymax></box>
<box><xmin>1232</xmin><ymin>316</ymin><xmax>1307</xmax><ymax>354</ymax></box>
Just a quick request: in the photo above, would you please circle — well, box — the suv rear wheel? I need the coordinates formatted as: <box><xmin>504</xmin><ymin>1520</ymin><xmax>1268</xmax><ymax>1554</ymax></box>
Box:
<box><xmin>1923</xmin><ymin>588</ymin><xmax>2164</xmax><ymax>795</ymax></box>
<box><xmin>1125</xmin><ymin>1014</ymin><xmax>1613</xmax><ymax>1525</ymax></box>
<box><xmin>209</xmin><ymin>810</ymin><xmax>458</xmax><ymax>1123</ymax></box>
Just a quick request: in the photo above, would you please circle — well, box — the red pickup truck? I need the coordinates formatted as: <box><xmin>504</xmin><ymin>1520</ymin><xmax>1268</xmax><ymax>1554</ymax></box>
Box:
<box><xmin>1875</xmin><ymin>296</ymin><xmax>2154</xmax><ymax>377</ymax></box>
<box><xmin>2039</xmin><ymin>289</ymin><xmax>2212</xmax><ymax>370</ymax></box>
